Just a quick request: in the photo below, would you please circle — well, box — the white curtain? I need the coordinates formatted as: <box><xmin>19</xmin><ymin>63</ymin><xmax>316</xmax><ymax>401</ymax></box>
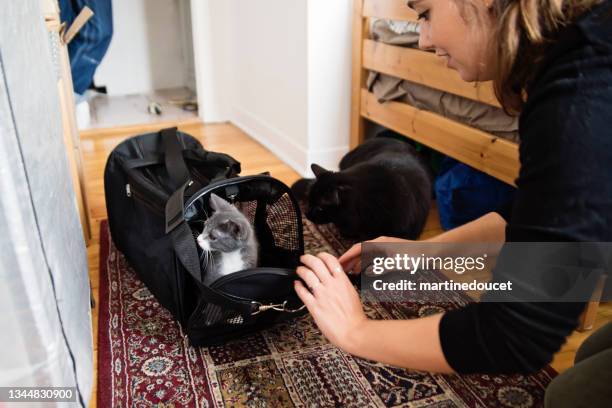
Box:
<box><xmin>0</xmin><ymin>1</ymin><xmax>93</xmax><ymax>406</ymax></box>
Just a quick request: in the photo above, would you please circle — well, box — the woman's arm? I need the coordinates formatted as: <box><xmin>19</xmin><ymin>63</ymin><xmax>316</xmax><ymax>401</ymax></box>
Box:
<box><xmin>345</xmin><ymin>314</ymin><xmax>453</xmax><ymax>373</ymax></box>
<box><xmin>425</xmin><ymin>212</ymin><xmax>506</xmax><ymax>243</ymax></box>
<box><xmin>339</xmin><ymin>212</ymin><xmax>507</xmax><ymax>274</ymax></box>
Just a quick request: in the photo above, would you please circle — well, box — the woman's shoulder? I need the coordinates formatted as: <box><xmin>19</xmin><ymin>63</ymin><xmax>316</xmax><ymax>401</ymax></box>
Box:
<box><xmin>577</xmin><ymin>0</ymin><xmax>612</xmax><ymax>49</ymax></box>
<box><xmin>526</xmin><ymin>0</ymin><xmax>612</xmax><ymax>105</ymax></box>
<box><xmin>516</xmin><ymin>2</ymin><xmax>612</xmax><ymax>194</ymax></box>
<box><xmin>521</xmin><ymin>2</ymin><xmax>612</xmax><ymax>134</ymax></box>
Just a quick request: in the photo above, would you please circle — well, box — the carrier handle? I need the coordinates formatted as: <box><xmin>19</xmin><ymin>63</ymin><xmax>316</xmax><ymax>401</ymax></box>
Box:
<box><xmin>162</xmin><ymin>127</ymin><xmax>191</xmax><ymax>190</ymax></box>
<box><xmin>160</xmin><ymin>127</ymin><xmax>242</xmax><ymax>189</ymax></box>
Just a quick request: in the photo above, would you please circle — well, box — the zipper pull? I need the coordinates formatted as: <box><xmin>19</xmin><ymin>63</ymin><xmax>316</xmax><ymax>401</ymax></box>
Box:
<box><xmin>126</xmin><ymin>184</ymin><xmax>132</xmax><ymax>197</ymax></box>
<box><xmin>225</xmin><ymin>185</ymin><xmax>239</xmax><ymax>203</ymax></box>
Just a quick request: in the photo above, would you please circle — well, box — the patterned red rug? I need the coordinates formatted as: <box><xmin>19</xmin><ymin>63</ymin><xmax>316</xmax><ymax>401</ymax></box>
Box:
<box><xmin>98</xmin><ymin>218</ymin><xmax>556</xmax><ymax>407</ymax></box>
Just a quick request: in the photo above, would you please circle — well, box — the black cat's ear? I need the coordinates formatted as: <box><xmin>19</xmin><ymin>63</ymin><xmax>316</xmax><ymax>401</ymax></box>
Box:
<box><xmin>311</xmin><ymin>163</ymin><xmax>330</xmax><ymax>178</ymax></box>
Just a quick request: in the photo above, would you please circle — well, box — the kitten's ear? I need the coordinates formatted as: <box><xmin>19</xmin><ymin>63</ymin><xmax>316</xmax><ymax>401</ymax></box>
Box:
<box><xmin>311</xmin><ymin>163</ymin><xmax>330</xmax><ymax>178</ymax></box>
<box><xmin>209</xmin><ymin>193</ymin><xmax>227</xmax><ymax>211</ymax></box>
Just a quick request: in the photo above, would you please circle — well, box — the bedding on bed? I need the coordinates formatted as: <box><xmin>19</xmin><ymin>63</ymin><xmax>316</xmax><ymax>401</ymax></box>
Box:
<box><xmin>367</xmin><ymin>20</ymin><xmax>519</xmax><ymax>142</ymax></box>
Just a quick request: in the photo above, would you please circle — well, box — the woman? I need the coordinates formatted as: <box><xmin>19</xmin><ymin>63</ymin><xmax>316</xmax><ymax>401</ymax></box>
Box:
<box><xmin>294</xmin><ymin>0</ymin><xmax>612</xmax><ymax>406</ymax></box>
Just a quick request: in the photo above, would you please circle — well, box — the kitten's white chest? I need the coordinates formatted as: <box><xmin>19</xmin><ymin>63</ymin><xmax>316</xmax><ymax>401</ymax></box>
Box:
<box><xmin>219</xmin><ymin>250</ymin><xmax>245</xmax><ymax>276</ymax></box>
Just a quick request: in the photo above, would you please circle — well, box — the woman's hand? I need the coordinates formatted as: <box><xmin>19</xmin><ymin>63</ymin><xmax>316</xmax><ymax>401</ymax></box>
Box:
<box><xmin>294</xmin><ymin>253</ymin><xmax>368</xmax><ymax>351</ymax></box>
<box><xmin>339</xmin><ymin>236</ymin><xmax>410</xmax><ymax>275</ymax></box>
<box><xmin>294</xmin><ymin>253</ymin><xmax>452</xmax><ymax>373</ymax></box>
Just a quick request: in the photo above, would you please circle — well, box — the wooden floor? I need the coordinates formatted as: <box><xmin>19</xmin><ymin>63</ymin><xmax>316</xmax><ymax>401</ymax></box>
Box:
<box><xmin>81</xmin><ymin>121</ymin><xmax>611</xmax><ymax>407</ymax></box>
<box><xmin>81</xmin><ymin>87</ymin><xmax>199</xmax><ymax>134</ymax></box>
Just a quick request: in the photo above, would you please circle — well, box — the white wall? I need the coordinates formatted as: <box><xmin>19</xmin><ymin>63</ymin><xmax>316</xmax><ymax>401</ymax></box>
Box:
<box><xmin>95</xmin><ymin>0</ymin><xmax>195</xmax><ymax>95</ymax></box>
<box><xmin>227</xmin><ymin>0</ymin><xmax>310</xmax><ymax>173</ymax></box>
<box><xmin>307</xmin><ymin>0</ymin><xmax>353</xmax><ymax>172</ymax></box>
<box><xmin>192</xmin><ymin>0</ymin><xmax>352</xmax><ymax>176</ymax></box>
<box><xmin>190</xmin><ymin>0</ymin><xmax>233</xmax><ymax>122</ymax></box>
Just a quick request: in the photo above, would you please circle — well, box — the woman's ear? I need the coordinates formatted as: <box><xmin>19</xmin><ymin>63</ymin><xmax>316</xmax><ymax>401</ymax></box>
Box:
<box><xmin>311</xmin><ymin>163</ymin><xmax>330</xmax><ymax>178</ymax></box>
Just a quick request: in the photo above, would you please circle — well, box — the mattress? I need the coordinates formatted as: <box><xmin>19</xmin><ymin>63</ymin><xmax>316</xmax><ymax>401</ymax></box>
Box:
<box><xmin>367</xmin><ymin>19</ymin><xmax>519</xmax><ymax>142</ymax></box>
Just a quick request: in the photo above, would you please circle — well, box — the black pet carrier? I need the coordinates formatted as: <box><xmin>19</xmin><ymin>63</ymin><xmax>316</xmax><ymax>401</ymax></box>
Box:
<box><xmin>104</xmin><ymin>127</ymin><xmax>306</xmax><ymax>346</ymax></box>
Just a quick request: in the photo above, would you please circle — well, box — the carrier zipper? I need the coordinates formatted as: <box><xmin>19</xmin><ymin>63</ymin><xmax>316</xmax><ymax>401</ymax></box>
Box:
<box><xmin>130</xmin><ymin>186</ymin><xmax>164</xmax><ymax>216</ymax></box>
<box><xmin>184</xmin><ymin>174</ymin><xmax>276</xmax><ymax>210</ymax></box>
<box><xmin>210</xmin><ymin>267</ymin><xmax>296</xmax><ymax>290</ymax></box>
<box><xmin>209</xmin><ymin>268</ymin><xmax>306</xmax><ymax>316</ymax></box>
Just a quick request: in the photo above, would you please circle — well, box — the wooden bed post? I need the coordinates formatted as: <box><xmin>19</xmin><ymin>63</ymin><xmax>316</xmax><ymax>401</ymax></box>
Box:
<box><xmin>578</xmin><ymin>274</ymin><xmax>607</xmax><ymax>332</ymax></box>
<box><xmin>351</xmin><ymin>0</ymin><xmax>366</xmax><ymax>149</ymax></box>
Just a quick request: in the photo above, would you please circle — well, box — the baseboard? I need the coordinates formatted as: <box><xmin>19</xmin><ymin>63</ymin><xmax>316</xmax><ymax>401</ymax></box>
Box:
<box><xmin>230</xmin><ymin>106</ymin><xmax>309</xmax><ymax>175</ymax></box>
<box><xmin>230</xmin><ymin>106</ymin><xmax>350</xmax><ymax>177</ymax></box>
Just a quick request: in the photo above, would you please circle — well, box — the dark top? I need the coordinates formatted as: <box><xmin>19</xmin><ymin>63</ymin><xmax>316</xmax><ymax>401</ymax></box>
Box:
<box><xmin>440</xmin><ymin>0</ymin><xmax>612</xmax><ymax>374</ymax></box>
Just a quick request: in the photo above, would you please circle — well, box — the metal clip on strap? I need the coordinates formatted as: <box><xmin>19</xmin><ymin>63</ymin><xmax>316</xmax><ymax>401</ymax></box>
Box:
<box><xmin>251</xmin><ymin>301</ymin><xmax>306</xmax><ymax>315</ymax></box>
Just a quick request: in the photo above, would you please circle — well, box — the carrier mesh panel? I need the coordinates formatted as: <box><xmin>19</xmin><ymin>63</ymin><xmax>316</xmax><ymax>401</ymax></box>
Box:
<box><xmin>266</xmin><ymin>193</ymin><xmax>301</xmax><ymax>251</ymax></box>
<box><xmin>198</xmin><ymin>303</ymin><xmax>244</xmax><ymax>327</ymax></box>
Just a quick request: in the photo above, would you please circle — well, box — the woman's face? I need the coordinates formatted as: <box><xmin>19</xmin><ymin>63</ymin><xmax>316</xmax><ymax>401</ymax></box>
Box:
<box><xmin>409</xmin><ymin>0</ymin><xmax>496</xmax><ymax>82</ymax></box>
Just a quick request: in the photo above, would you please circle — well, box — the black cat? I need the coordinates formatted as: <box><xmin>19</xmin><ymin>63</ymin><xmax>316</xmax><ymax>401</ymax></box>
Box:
<box><xmin>292</xmin><ymin>137</ymin><xmax>432</xmax><ymax>241</ymax></box>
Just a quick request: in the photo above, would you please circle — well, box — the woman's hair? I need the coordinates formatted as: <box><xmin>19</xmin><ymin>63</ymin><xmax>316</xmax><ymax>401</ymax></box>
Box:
<box><xmin>489</xmin><ymin>0</ymin><xmax>602</xmax><ymax>114</ymax></box>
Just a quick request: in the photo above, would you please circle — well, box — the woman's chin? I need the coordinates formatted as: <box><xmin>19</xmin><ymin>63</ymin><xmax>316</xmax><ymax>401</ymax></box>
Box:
<box><xmin>455</xmin><ymin>67</ymin><xmax>479</xmax><ymax>83</ymax></box>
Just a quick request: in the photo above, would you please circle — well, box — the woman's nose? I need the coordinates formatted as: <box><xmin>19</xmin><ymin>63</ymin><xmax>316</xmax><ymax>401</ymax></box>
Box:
<box><xmin>418</xmin><ymin>23</ymin><xmax>434</xmax><ymax>51</ymax></box>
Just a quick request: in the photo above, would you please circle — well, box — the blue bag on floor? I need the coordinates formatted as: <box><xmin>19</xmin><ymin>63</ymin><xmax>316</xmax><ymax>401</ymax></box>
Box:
<box><xmin>435</xmin><ymin>158</ymin><xmax>515</xmax><ymax>230</ymax></box>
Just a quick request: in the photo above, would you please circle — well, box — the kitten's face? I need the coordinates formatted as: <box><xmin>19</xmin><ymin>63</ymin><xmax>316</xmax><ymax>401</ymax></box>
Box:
<box><xmin>197</xmin><ymin>194</ymin><xmax>250</xmax><ymax>252</ymax></box>
<box><xmin>306</xmin><ymin>164</ymin><xmax>348</xmax><ymax>224</ymax></box>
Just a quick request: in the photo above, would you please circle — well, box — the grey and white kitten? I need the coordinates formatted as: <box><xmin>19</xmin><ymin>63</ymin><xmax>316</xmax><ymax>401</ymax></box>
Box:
<box><xmin>196</xmin><ymin>194</ymin><xmax>259</xmax><ymax>286</ymax></box>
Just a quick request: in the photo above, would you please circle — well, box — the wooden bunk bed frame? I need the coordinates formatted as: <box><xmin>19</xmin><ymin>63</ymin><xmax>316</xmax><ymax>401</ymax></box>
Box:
<box><xmin>350</xmin><ymin>0</ymin><xmax>520</xmax><ymax>186</ymax></box>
